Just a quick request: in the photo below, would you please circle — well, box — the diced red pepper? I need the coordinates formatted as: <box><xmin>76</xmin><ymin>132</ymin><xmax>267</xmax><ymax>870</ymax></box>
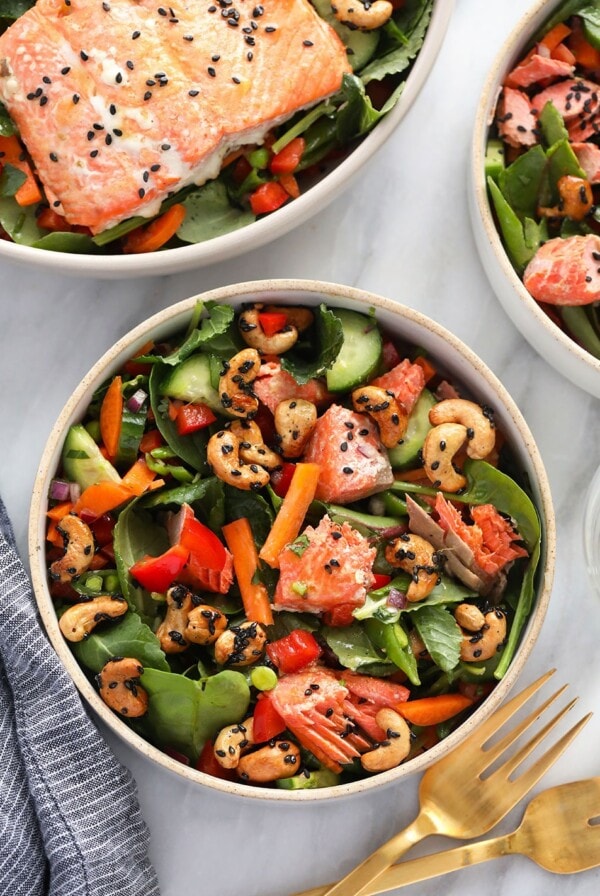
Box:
<box><xmin>258</xmin><ymin>311</ymin><xmax>288</xmax><ymax>337</ymax></box>
<box><xmin>129</xmin><ymin>543</ymin><xmax>189</xmax><ymax>592</ymax></box>
<box><xmin>163</xmin><ymin>746</ymin><xmax>191</xmax><ymax>766</ymax></box>
<box><xmin>269</xmin><ymin>137</ymin><xmax>306</xmax><ymax>175</ymax></box>
<box><xmin>249</xmin><ymin>181</ymin><xmax>289</xmax><ymax>215</ymax></box>
<box><xmin>270</xmin><ymin>461</ymin><xmax>296</xmax><ymax>498</ymax></box>
<box><xmin>372</xmin><ymin>573</ymin><xmax>392</xmax><ymax>590</ymax></box>
<box><xmin>266</xmin><ymin>629</ymin><xmax>321</xmax><ymax>674</ymax></box>
<box><xmin>322</xmin><ymin>603</ymin><xmax>356</xmax><ymax>627</ymax></box>
<box><xmin>194</xmin><ymin>740</ymin><xmax>236</xmax><ymax>780</ymax></box>
<box><xmin>253</xmin><ymin>694</ymin><xmax>287</xmax><ymax>743</ymax></box>
<box><xmin>139</xmin><ymin>429</ymin><xmax>164</xmax><ymax>453</ymax></box>
<box><xmin>175</xmin><ymin>402</ymin><xmax>217</xmax><ymax>435</ymax></box>
<box><xmin>252</xmin><ymin>402</ymin><xmax>276</xmax><ymax>446</ymax></box>
<box><xmin>177</xmin><ymin>511</ymin><xmax>227</xmax><ymax>570</ymax></box>
<box><xmin>37</xmin><ymin>207</ymin><xmax>73</xmax><ymax>232</ymax></box>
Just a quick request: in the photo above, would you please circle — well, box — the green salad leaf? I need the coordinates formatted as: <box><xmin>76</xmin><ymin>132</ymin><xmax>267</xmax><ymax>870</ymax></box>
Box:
<box><xmin>178</xmin><ymin>180</ymin><xmax>255</xmax><ymax>244</ymax></box>
<box><xmin>411</xmin><ymin>605</ymin><xmax>463</xmax><ymax>674</ymax></box>
<box><xmin>71</xmin><ymin>610</ymin><xmax>170</xmax><ymax>673</ymax></box>
<box><xmin>148</xmin><ymin>365</ymin><xmax>210</xmax><ymax>473</ymax></box>
<box><xmin>113</xmin><ymin>500</ymin><xmax>169</xmax><ymax>625</ymax></box>
<box><xmin>280</xmin><ymin>303</ymin><xmax>343</xmax><ymax>384</ymax></box>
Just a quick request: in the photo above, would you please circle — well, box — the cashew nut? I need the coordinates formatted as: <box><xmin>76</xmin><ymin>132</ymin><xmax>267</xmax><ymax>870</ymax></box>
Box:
<box><xmin>239</xmin><ymin>305</ymin><xmax>299</xmax><ymax>354</ymax></box>
<box><xmin>214</xmin><ymin>620</ymin><xmax>267</xmax><ymax>667</ymax></box>
<box><xmin>96</xmin><ymin>657</ymin><xmax>149</xmax><ymax>718</ymax></box>
<box><xmin>156</xmin><ymin>585</ymin><xmax>193</xmax><ymax>654</ymax></box>
<box><xmin>237</xmin><ymin>740</ymin><xmax>301</xmax><ymax>782</ymax></box>
<box><xmin>263</xmin><ymin>304</ymin><xmax>314</xmax><ymax>333</ymax></box>
<box><xmin>429</xmin><ymin>399</ymin><xmax>496</xmax><ymax>460</ymax></box>
<box><xmin>274</xmin><ymin>399</ymin><xmax>317</xmax><ymax>458</ymax></box>
<box><xmin>351</xmin><ymin>385</ymin><xmax>408</xmax><ymax>449</ymax></box>
<box><xmin>229</xmin><ymin>419</ymin><xmax>282</xmax><ymax>470</ymax></box>
<box><xmin>207</xmin><ymin>429</ymin><xmax>271</xmax><ymax>491</ymax></box>
<box><xmin>332</xmin><ymin>0</ymin><xmax>393</xmax><ymax>30</ymax></box>
<box><xmin>385</xmin><ymin>533</ymin><xmax>441</xmax><ymax>602</ymax></box>
<box><xmin>455</xmin><ymin>602</ymin><xmax>486</xmax><ymax>633</ymax></box>
<box><xmin>408</xmin><ymin>629</ymin><xmax>430</xmax><ymax>661</ymax></box>
<box><xmin>538</xmin><ymin>175</ymin><xmax>593</xmax><ymax>221</ymax></box>
<box><xmin>213</xmin><ymin>718</ymin><xmax>255</xmax><ymax>769</ymax></box>
<box><xmin>219</xmin><ymin>348</ymin><xmax>260</xmax><ymax>417</ymax></box>
<box><xmin>49</xmin><ymin>514</ymin><xmax>95</xmax><ymax>583</ymax></box>
<box><xmin>360</xmin><ymin>709</ymin><xmax>412</xmax><ymax>773</ymax></box>
<box><xmin>422</xmin><ymin>421</ymin><xmax>469</xmax><ymax>492</ymax></box>
<box><xmin>59</xmin><ymin>594</ymin><xmax>128</xmax><ymax>642</ymax></box>
<box><xmin>460</xmin><ymin>608</ymin><xmax>507</xmax><ymax>662</ymax></box>
<box><xmin>185</xmin><ymin>604</ymin><xmax>228</xmax><ymax>646</ymax></box>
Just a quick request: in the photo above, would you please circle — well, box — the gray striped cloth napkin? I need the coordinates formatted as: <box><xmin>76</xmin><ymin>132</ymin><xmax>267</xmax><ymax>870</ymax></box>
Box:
<box><xmin>0</xmin><ymin>496</ymin><xmax>161</xmax><ymax>896</ymax></box>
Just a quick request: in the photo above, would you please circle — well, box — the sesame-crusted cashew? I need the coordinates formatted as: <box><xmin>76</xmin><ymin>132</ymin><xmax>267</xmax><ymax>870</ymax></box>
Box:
<box><xmin>429</xmin><ymin>398</ymin><xmax>496</xmax><ymax>460</ymax></box>
<box><xmin>360</xmin><ymin>709</ymin><xmax>412</xmax><ymax>773</ymax></box>
<box><xmin>96</xmin><ymin>657</ymin><xmax>149</xmax><ymax>718</ymax></box>
<box><xmin>213</xmin><ymin>718</ymin><xmax>255</xmax><ymax>769</ymax></box>
<box><xmin>332</xmin><ymin>0</ymin><xmax>393</xmax><ymax>30</ymax></box>
<box><xmin>409</xmin><ymin>629</ymin><xmax>430</xmax><ymax>661</ymax></box>
<box><xmin>185</xmin><ymin>604</ymin><xmax>228</xmax><ymax>646</ymax></box>
<box><xmin>274</xmin><ymin>399</ymin><xmax>317</xmax><ymax>458</ymax></box>
<box><xmin>455</xmin><ymin>602</ymin><xmax>486</xmax><ymax>633</ymax></box>
<box><xmin>263</xmin><ymin>304</ymin><xmax>314</xmax><ymax>333</ymax></box>
<box><xmin>229</xmin><ymin>419</ymin><xmax>282</xmax><ymax>470</ymax></box>
<box><xmin>214</xmin><ymin>620</ymin><xmax>267</xmax><ymax>667</ymax></box>
<box><xmin>207</xmin><ymin>429</ymin><xmax>271</xmax><ymax>491</ymax></box>
<box><xmin>422</xmin><ymin>421</ymin><xmax>469</xmax><ymax>493</ymax></box>
<box><xmin>156</xmin><ymin>585</ymin><xmax>193</xmax><ymax>654</ymax></box>
<box><xmin>238</xmin><ymin>305</ymin><xmax>299</xmax><ymax>354</ymax></box>
<box><xmin>59</xmin><ymin>594</ymin><xmax>128</xmax><ymax>642</ymax></box>
<box><xmin>219</xmin><ymin>348</ymin><xmax>260</xmax><ymax>417</ymax></box>
<box><xmin>237</xmin><ymin>740</ymin><xmax>301</xmax><ymax>782</ymax></box>
<box><xmin>49</xmin><ymin>514</ymin><xmax>95</xmax><ymax>583</ymax></box>
<box><xmin>385</xmin><ymin>533</ymin><xmax>441</xmax><ymax>602</ymax></box>
<box><xmin>460</xmin><ymin>608</ymin><xmax>507</xmax><ymax>662</ymax></box>
<box><xmin>351</xmin><ymin>385</ymin><xmax>408</xmax><ymax>449</ymax></box>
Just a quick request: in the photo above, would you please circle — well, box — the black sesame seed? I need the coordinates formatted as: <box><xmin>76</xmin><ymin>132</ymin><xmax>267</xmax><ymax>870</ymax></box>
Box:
<box><xmin>116</xmin><ymin>72</ymin><xmax>123</xmax><ymax>83</ymax></box>
<box><xmin>132</xmin><ymin>30</ymin><xmax>141</xmax><ymax>38</ymax></box>
<box><xmin>40</xmin><ymin>96</ymin><xmax>48</xmax><ymax>106</ymax></box>
<box><xmin>90</xmin><ymin>149</ymin><xmax>99</xmax><ymax>157</ymax></box>
<box><xmin>113</xmin><ymin>128</ymin><xmax>123</xmax><ymax>136</ymax></box>
<box><xmin>144</xmin><ymin>91</ymin><xmax>152</xmax><ymax>100</ymax></box>
<box><xmin>105</xmin><ymin>134</ymin><xmax>112</xmax><ymax>145</ymax></box>
<box><xmin>303</xmin><ymin>39</ymin><xmax>313</xmax><ymax>46</ymax></box>
<box><xmin>49</xmin><ymin>152</ymin><xmax>58</xmax><ymax>162</ymax></box>
<box><xmin>43</xmin><ymin>75</ymin><xmax>52</xmax><ymax>84</ymax></box>
<box><xmin>189</xmin><ymin>88</ymin><xmax>200</xmax><ymax>96</ymax></box>
<box><xmin>342</xmin><ymin>467</ymin><xmax>353</xmax><ymax>474</ymax></box>
<box><xmin>73</xmin><ymin>94</ymin><xmax>80</xmax><ymax>104</ymax></box>
<box><xmin>161</xmin><ymin>143</ymin><xmax>171</xmax><ymax>150</ymax></box>
<box><xmin>207</xmin><ymin>66</ymin><xmax>216</xmax><ymax>76</ymax></box>
<box><xmin>109</xmin><ymin>103</ymin><xmax>116</xmax><ymax>114</ymax></box>
<box><xmin>265</xmin><ymin>25</ymin><xmax>276</xmax><ymax>32</ymax></box>
<box><xmin>150</xmin><ymin>164</ymin><xmax>161</xmax><ymax>172</ymax></box>
<box><xmin>139</xmin><ymin>187</ymin><xmax>146</xmax><ymax>198</ymax></box>
<box><xmin>61</xmin><ymin>66</ymin><xmax>71</xmax><ymax>75</ymax></box>
<box><xmin>80</xmin><ymin>50</ymin><xmax>89</xmax><ymax>61</ymax></box>
<box><xmin>232</xmin><ymin>76</ymin><xmax>241</xmax><ymax>84</ymax></box>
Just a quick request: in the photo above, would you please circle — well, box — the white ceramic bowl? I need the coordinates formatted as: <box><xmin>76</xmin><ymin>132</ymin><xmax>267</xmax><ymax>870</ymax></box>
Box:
<box><xmin>583</xmin><ymin>464</ymin><xmax>600</xmax><ymax>600</ymax></box>
<box><xmin>29</xmin><ymin>279</ymin><xmax>555</xmax><ymax>800</ymax></box>
<box><xmin>0</xmin><ymin>2</ymin><xmax>452</xmax><ymax>280</ymax></box>
<box><xmin>470</xmin><ymin>0</ymin><xmax>600</xmax><ymax>399</ymax></box>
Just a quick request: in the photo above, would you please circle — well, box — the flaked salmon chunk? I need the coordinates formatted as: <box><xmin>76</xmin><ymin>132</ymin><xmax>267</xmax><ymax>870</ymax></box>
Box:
<box><xmin>0</xmin><ymin>0</ymin><xmax>351</xmax><ymax>233</ymax></box>
<box><xmin>523</xmin><ymin>234</ymin><xmax>600</xmax><ymax>305</ymax></box>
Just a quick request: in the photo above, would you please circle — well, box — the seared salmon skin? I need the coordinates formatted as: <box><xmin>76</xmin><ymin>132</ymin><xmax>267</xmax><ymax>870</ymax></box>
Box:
<box><xmin>0</xmin><ymin>0</ymin><xmax>351</xmax><ymax>233</ymax></box>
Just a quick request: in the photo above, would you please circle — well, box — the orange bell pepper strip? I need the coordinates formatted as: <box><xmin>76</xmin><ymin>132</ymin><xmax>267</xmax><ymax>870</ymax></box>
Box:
<box><xmin>122</xmin><ymin>203</ymin><xmax>186</xmax><ymax>254</ymax></box>
<box><xmin>99</xmin><ymin>376</ymin><xmax>123</xmax><ymax>460</ymax></box>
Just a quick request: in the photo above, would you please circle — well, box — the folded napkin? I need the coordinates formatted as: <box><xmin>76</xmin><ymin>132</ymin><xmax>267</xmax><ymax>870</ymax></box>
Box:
<box><xmin>0</xmin><ymin>497</ymin><xmax>161</xmax><ymax>896</ymax></box>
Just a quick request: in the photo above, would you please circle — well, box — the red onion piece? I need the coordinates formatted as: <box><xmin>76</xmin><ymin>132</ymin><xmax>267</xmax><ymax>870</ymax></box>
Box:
<box><xmin>49</xmin><ymin>479</ymin><xmax>71</xmax><ymax>502</ymax></box>
<box><xmin>126</xmin><ymin>388</ymin><xmax>147</xmax><ymax>412</ymax></box>
<box><xmin>69</xmin><ymin>482</ymin><xmax>81</xmax><ymax>503</ymax></box>
<box><xmin>387</xmin><ymin>588</ymin><xmax>407</xmax><ymax>610</ymax></box>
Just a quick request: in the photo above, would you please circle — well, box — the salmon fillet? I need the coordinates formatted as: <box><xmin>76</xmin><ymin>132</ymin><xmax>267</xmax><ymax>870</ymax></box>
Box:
<box><xmin>523</xmin><ymin>234</ymin><xmax>600</xmax><ymax>305</ymax></box>
<box><xmin>504</xmin><ymin>52</ymin><xmax>574</xmax><ymax>90</ymax></box>
<box><xmin>0</xmin><ymin>0</ymin><xmax>351</xmax><ymax>233</ymax></box>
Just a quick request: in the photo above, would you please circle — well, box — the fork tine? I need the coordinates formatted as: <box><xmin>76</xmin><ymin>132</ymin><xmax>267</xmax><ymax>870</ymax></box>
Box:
<box><xmin>493</xmin><ymin>697</ymin><xmax>578</xmax><ymax>779</ymax></box>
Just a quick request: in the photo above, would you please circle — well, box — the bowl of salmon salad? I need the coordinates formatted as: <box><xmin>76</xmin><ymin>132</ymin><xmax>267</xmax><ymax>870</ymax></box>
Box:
<box><xmin>0</xmin><ymin>0</ymin><xmax>452</xmax><ymax>278</ymax></box>
<box><xmin>471</xmin><ymin>0</ymin><xmax>600</xmax><ymax>398</ymax></box>
<box><xmin>28</xmin><ymin>279</ymin><xmax>555</xmax><ymax>799</ymax></box>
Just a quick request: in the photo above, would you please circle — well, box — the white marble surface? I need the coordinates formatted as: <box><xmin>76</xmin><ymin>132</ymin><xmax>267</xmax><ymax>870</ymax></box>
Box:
<box><xmin>1</xmin><ymin>0</ymin><xmax>600</xmax><ymax>894</ymax></box>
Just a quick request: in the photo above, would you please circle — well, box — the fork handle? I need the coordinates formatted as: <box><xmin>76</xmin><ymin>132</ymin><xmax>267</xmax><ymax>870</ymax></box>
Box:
<box><xmin>308</xmin><ymin>811</ymin><xmax>438</xmax><ymax>896</ymax></box>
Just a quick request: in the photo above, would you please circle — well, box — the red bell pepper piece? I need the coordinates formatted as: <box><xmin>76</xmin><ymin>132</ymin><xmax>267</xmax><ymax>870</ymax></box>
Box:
<box><xmin>372</xmin><ymin>573</ymin><xmax>392</xmax><ymax>589</ymax></box>
<box><xmin>178</xmin><ymin>513</ymin><xmax>227</xmax><ymax>570</ymax></box>
<box><xmin>266</xmin><ymin>629</ymin><xmax>321</xmax><ymax>674</ymax></box>
<box><xmin>322</xmin><ymin>603</ymin><xmax>356</xmax><ymax>627</ymax></box>
<box><xmin>270</xmin><ymin>461</ymin><xmax>296</xmax><ymax>498</ymax></box>
<box><xmin>253</xmin><ymin>694</ymin><xmax>287</xmax><ymax>743</ymax></box>
<box><xmin>269</xmin><ymin>137</ymin><xmax>305</xmax><ymax>175</ymax></box>
<box><xmin>129</xmin><ymin>543</ymin><xmax>189</xmax><ymax>592</ymax></box>
<box><xmin>175</xmin><ymin>402</ymin><xmax>217</xmax><ymax>435</ymax></box>
<box><xmin>249</xmin><ymin>181</ymin><xmax>289</xmax><ymax>215</ymax></box>
<box><xmin>89</xmin><ymin>512</ymin><xmax>117</xmax><ymax>547</ymax></box>
<box><xmin>258</xmin><ymin>311</ymin><xmax>288</xmax><ymax>337</ymax></box>
<box><xmin>194</xmin><ymin>740</ymin><xmax>236</xmax><ymax>780</ymax></box>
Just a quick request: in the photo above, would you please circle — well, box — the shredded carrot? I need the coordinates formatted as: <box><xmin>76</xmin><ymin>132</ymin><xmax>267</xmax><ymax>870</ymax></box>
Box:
<box><xmin>121</xmin><ymin>457</ymin><xmax>158</xmax><ymax>496</ymax></box>
<box><xmin>551</xmin><ymin>42</ymin><xmax>576</xmax><ymax>65</ymax></box>
<box><xmin>259</xmin><ymin>463</ymin><xmax>321</xmax><ymax>569</ymax></box>
<box><xmin>0</xmin><ymin>135</ymin><xmax>42</xmax><ymax>206</ymax></box>
<box><xmin>396</xmin><ymin>693</ymin><xmax>474</xmax><ymax>727</ymax></box>
<box><xmin>99</xmin><ymin>376</ymin><xmax>123</xmax><ymax>460</ymax></box>
<box><xmin>278</xmin><ymin>172</ymin><xmax>300</xmax><ymax>199</ymax></box>
<box><xmin>568</xmin><ymin>28</ymin><xmax>600</xmax><ymax>69</ymax></box>
<box><xmin>46</xmin><ymin>519</ymin><xmax>64</xmax><ymax>547</ymax></box>
<box><xmin>394</xmin><ymin>466</ymin><xmax>429</xmax><ymax>483</ymax></box>
<box><xmin>122</xmin><ymin>203</ymin><xmax>186</xmax><ymax>254</ymax></box>
<box><xmin>539</xmin><ymin>21</ymin><xmax>571</xmax><ymax>52</ymax></box>
<box><xmin>46</xmin><ymin>501</ymin><xmax>74</xmax><ymax>521</ymax></box>
<box><xmin>413</xmin><ymin>355</ymin><xmax>437</xmax><ymax>384</ymax></box>
<box><xmin>73</xmin><ymin>481</ymin><xmax>133</xmax><ymax>517</ymax></box>
<box><xmin>222</xmin><ymin>517</ymin><xmax>274</xmax><ymax>626</ymax></box>
<box><xmin>140</xmin><ymin>429</ymin><xmax>164</xmax><ymax>453</ymax></box>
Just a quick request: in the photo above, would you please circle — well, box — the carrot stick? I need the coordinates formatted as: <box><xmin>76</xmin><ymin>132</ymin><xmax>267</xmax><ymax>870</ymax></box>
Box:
<box><xmin>140</xmin><ymin>429</ymin><xmax>164</xmax><ymax>453</ymax></box>
<box><xmin>122</xmin><ymin>203</ymin><xmax>186</xmax><ymax>254</ymax></box>
<box><xmin>413</xmin><ymin>355</ymin><xmax>436</xmax><ymax>384</ymax></box>
<box><xmin>99</xmin><ymin>376</ymin><xmax>123</xmax><ymax>460</ymax></box>
<box><xmin>539</xmin><ymin>21</ymin><xmax>571</xmax><ymax>52</ymax></box>
<box><xmin>568</xmin><ymin>28</ymin><xmax>600</xmax><ymax>68</ymax></box>
<box><xmin>46</xmin><ymin>519</ymin><xmax>65</xmax><ymax>547</ymax></box>
<box><xmin>394</xmin><ymin>466</ymin><xmax>429</xmax><ymax>483</ymax></box>
<box><xmin>222</xmin><ymin>517</ymin><xmax>274</xmax><ymax>626</ymax></box>
<box><xmin>279</xmin><ymin>172</ymin><xmax>300</xmax><ymax>199</ymax></box>
<box><xmin>46</xmin><ymin>501</ymin><xmax>74</xmax><ymax>521</ymax></box>
<box><xmin>73</xmin><ymin>481</ymin><xmax>133</xmax><ymax>517</ymax></box>
<box><xmin>0</xmin><ymin>135</ymin><xmax>42</xmax><ymax>206</ymax></box>
<box><xmin>258</xmin><ymin>462</ymin><xmax>321</xmax><ymax>569</ymax></box>
<box><xmin>396</xmin><ymin>693</ymin><xmax>474</xmax><ymax>727</ymax></box>
<box><xmin>121</xmin><ymin>457</ymin><xmax>158</xmax><ymax>495</ymax></box>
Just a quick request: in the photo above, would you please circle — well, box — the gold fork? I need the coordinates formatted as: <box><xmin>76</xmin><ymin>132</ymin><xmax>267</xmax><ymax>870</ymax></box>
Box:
<box><xmin>297</xmin><ymin>670</ymin><xmax>590</xmax><ymax>896</ymax></box>
<box><xmin>327</xmin><ymin>776</ymin><xmax>600</xmax><ymax>894</ymax></box>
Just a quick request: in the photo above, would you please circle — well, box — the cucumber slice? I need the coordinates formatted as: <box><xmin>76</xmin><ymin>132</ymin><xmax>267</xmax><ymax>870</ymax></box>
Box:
<box><xmin>62</xmin><ymin>424</ymin><xmax>121</xmax><ymax>490</ymax></box>
<box><xmin>275</xmin><ymin>768</ymin><xmax>340</xmax><ymax>790</ymax></box>
<box><xmin>161</xmin><ymin>353</ymin><xmax>221</xmax><ymax>411</ymax></box>
<box><xmin>485</xmin><ymin>138</ymin><xmax>505</xmax><ymax>182</ymax></box>
<box><xmin>116</xmin><ymin>405</ymin><xmax>146</xmax><ymax>466</ymax></box>
<box><xmin>311</xmin><ymin>0</ymin><xmax>379</xmax><ymax>71</ymax></box>
<box><xmin>388</xmin><ymin>388</ymin><xmax>436</xmax><ymax>469</ymax></box>
<box><xmin>325</xmin><ymin>309</ymin><xmax>382</xmax><ymax>393</ymax></box>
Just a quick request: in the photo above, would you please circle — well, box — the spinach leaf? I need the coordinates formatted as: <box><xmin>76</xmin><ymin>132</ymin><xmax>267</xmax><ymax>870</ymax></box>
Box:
<box><xmin>160</xmin><ymin>301</ymin><xmax>240</xmax><ymax>364</ymax></box>
<box><xmin>360</xmin><ymin>0</ymin><xmax>433</xmax><ymax>84</ymax></box>
<box><xmin>178</xmin><ymin>180</ymin><xmax>255</xmax><ymax>244</ymax></box>
<box><xmin>149</xmin><ymin>364</ymin><xmax>210</xmax><ymax>473</ymax></box>
<box><xmin>321</xmin><ymin>623</ymin><xmax>394</xmax><ymax>676</ymax></box>
<box><xmin>0</xmin><ymin>163</ymin><xmax>26</xmax><ymax>198</ymax></box>
<box><xmin>224</xmin><ymin>484</ymin><xmax>274</xmax><ymax>547</ymax></box>
<box><xmin>33</xmin><ymin>232</ymin><xmax>99</xmax><ymax>253</ymax></box>
<box><xmin>0</xmin><ymin>104</ymin><xmax>16</xmax><ymax>136</ymax></box>
<box><xmin>494</xmin><ymin>539</ymin><xmax>541</xmax><ymax>680</ymax></box>
<box><xmin>1</xmin><ymin>1</ymin><xmax>33</xmax><ymax>18</ymax></box>
<box><xmin>498</xmin><ymin>145</ymin><xmax>547</xmax><ymax>220</ymax></box>
<box><xmin>0</xmin><ymin>194</ymin><xmax>44</xmax><ymax>245</ymax></box>
<box><xmin>280</xmin><ymin>303</ymin><xmax>343</xmax><ymax>384</ymax></box>
<box><xmin>411</xmin><ymin>605</ymin><xmax>462</xmax><ymax>673</ymax></box>
<box><xmin>113</xmin><ymin>500</ymin><xmax>169</xmax><ymax>625</ymax></box>
<box><xmin>71</xmin><ymin>610</ymin><xmax>169</xmax><ymax>673</ymax></box>
<box><xmin>578</xmin><ymin>3</ymin><xmax>600</xmax><ymax>48</ymax></box>
<box><xmin>354</xmin><ymin>575</ymin><xmax>476</xmax><ymax>624</ymax></box>
<box><xmin>364</xmin><ymin>618</ymin><xmax>420</xmax><ymax>685</ymax></box>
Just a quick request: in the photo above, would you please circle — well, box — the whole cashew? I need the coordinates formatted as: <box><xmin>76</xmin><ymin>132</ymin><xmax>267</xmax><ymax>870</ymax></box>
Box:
<box><xmin>351</xmin><ymin>385</ymin><xmax>408</xmax><ymax>449</ymax></box>
<box><xmin>185</xmin><ymin>604</ymin><xmax>228</xmax><ymax>646</ymax></box>
<box><xmin>360</xmin><ymin>709</ymin><xmax>412</xmax><ymax>773</ymax></box>
<box><xmin>422</xmin><ymin>421</ymin><xmax>469</xmax><ymax>492</ymax></box>
<box><xmin>156</xmin><ymin>585</ymin><xmax>193</xmax><ymax>654</ymax></box>
<box><xmin>207</xmin><ymin>429</ymin><xmax>271</xmax><ymax>491</ymax></box>
<box><xmin>219</xmin><ymin>348</ymin><xmax>260</xmax><ymax>417</ymax></box>
<box><xmin>96</xmin><ymin>657</ymin><xmax>149</xmax><ymax>717</ymax></box>
<box><xmin>455</xmin><ymin>602</ymin><xmax>486</xmax><ymax>633</ymax></box>
<box><xmin>238</xmin><ymin>305</ymin><xmax>299</xmax><ymax>354</ymax></box>
<box><xmin>409</xmin><ymin>629</ymin><xmax>430</xmax><ymax>661</ymax></box>
<box><xmin>332</xmin><ymin>0</ymin><xmax>393</xmax><ymax>30</ymax></box>
<box><xmin>460</xmin><ymin>608</ymin><xmax>507</xmax><ymax>662</ymax></box>
<box><xmin>59</xmin><ymin>594</ymin><xmax>128</xmax><ymax>642</ymax></box>
<box><xmin>237</xmin><ymin>740</ymin><xmax>301</xmax><ymax>782</ymax></box>
<box><xmin>214</xmin><ymin>620</ymin><xmax>267</xmax><ymax>667</ymax></box>
<box><xmin>213</xmin><ymin>718</ymin><xmax>255</xmax><ymax>769</ymax></box>
<box><xmin>538</xmin><ymin>175</ymin><xmax>593</xmax><ymax>221</ymax></box>
<box><xmin>229</xmin><ymin>419</ymin><xmax>282</xmax><ymax>470</ymax></box>
<box><xmin>274</xmin><ymin>399</ymin><xmax>317</xmax><ymax>458</ymax></box>
<box><xmin>49</xmin><ymin>514</ymin><xmax>95</xmax><ymax>583</ymax></box>
<box><xmin>385</xmin><ymin>533</ymin><xmax>441</xmax><ymax>602</ymax></box>
<box><xmin>429</xmin><ymin>399</ymin><xmax>496</xmax><ymax>460</ymax></box>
